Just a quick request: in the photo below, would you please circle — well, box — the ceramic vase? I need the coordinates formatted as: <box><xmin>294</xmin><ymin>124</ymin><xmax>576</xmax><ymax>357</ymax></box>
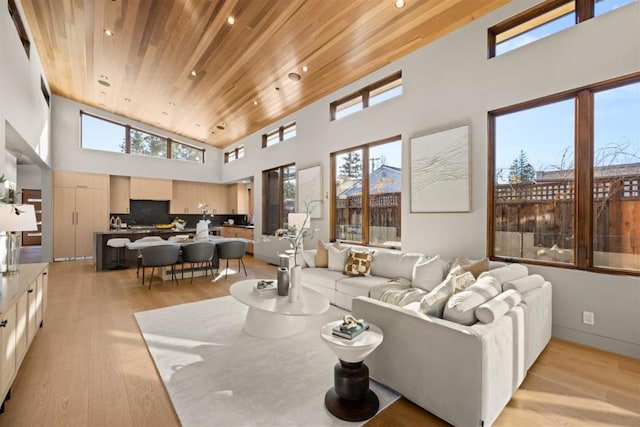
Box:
<box><xmin>289</xmin><ymin>265</ymin><xmax>302</xmax><ymax>302</ymax></box>
<box><xmin>277</xmin><ymin>267</ymin><xmax>289</xmax><ymax>296</ymax></box>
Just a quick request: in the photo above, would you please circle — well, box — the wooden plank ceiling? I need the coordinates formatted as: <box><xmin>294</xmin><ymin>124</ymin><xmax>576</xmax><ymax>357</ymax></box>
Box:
<box><xmin>21</xmin><ymin>0</ymin><xmax>509</xmax><ymax>149</ymax></box>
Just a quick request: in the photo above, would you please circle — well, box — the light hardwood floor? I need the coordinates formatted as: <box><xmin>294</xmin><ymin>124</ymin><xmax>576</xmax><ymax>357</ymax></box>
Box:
<box><xmin>1</xmin><ymin>256</ymin><xmax>638</xmax><ymax>426</ymax></box>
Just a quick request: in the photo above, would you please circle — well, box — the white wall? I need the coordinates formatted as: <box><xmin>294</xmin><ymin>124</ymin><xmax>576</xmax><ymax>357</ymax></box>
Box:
<box><xmin>17</xmin><ymin>164</ymin><xmax>41</xmax><ymax>193</ymax></box>
<box><xmin>51</xmin><ymin>96</ymin><xmax>223</xmax><ymax>183</ymax></box>
<box><xmin>222</xmin><ymin>1</ymin><xmax>640</xmax><ymax>357</ymax></box>
<box><xmin>1</xmin><ymin>0</ymin><xmax>52</xmax><ymax>260</ymax></box>
<box><xmin>1</xmin><ymin>0</ymin><xmax>51</xmax><ymax>167</ymax></box>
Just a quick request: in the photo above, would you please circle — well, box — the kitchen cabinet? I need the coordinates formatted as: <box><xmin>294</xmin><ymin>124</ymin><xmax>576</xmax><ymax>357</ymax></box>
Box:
<box><xmin>110</xmin><ymin>176</ymin><xmax>130</xmax><ymax>213</ymax></box>
<box><xmin>53</xmin><ymin>171</ymin><xmax>109</xmax><ymax>260</ymax></box>
<box><xmin>0</xmin><ymin>264</ymin><xmax>47</xmax><ymax>412</ymax></box>
<box><xmin>227</xmin><ymin>183</ymin><xmax>248</xmax><ymax>214</ymax></box>
<box><xmin>221</xmin><ymin>226</ymin><xmax>254</xmax><ymax>254</ymax></box>
<box><xmin>171</xmin><ymin>181</ymin><xmax>228</xmax><ymax>214</ymax></box>
<box><xmin>130</xmin><ymin>177</ymin><xmax>172</xmax><ymax>200</ymax></box>
<box><xmin>0</xmin><ymin>304</ymin><xmax>16</xmax><ymax>399</ymax></box>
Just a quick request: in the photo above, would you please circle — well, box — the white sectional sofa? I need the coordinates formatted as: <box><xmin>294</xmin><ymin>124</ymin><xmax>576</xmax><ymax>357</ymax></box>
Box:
<box><xmin>300</xmin><ymin>247</ymin><xmax>552</xmax><ymax>427</ymax></box>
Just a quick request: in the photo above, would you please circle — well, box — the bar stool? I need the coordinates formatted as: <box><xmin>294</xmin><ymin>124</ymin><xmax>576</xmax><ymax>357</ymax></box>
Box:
<box><xmin>107</xmin><ymin>238</ymin><xmax>131</xmax><ymax>270</ymax></box>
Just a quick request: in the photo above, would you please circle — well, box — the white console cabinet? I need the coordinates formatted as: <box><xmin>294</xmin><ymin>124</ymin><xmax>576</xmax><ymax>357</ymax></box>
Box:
<box><xmin>0</xmin><ymin>263</ymin><xmax>48</xmax><ymax>413</ymax></box>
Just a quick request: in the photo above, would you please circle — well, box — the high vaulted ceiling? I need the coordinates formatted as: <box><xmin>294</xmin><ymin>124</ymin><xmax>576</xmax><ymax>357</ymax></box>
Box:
<box><xmin>21</xmin><ymin>0</ymin><xmax>509</xmax><ymax>149</ymax></box>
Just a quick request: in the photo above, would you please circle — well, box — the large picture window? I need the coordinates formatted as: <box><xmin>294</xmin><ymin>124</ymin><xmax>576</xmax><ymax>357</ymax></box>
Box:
<box><xmin>263</xmin><ymin>164</ymin><xmax>296</xmax><ymax>235</ymax></box>
<box><xmin>80</xmin><ymin>112</ymin><xmax>204</xmax><ymax>163</ymax></box>
<box><xmin>489</xmin><ymin>73</ymin><xmax>640</xmax><ymax>274</ymax></box>
<box><xmin>331</xmin><ymin>136</ymin><xmax>402</xmax><ymax>248</ymax></box>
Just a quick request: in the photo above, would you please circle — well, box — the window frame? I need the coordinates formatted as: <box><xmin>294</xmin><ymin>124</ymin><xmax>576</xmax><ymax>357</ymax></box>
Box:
<box><xmin>262</xmin><ymin>163</ymin><xmax>296</xmax><ymax>235</ymax></box>
<box><xmin>330</xmin><ymin>135</ymin><xmax>402</xmax><ymax>248</ymax></box>
<box><xmin>487</xmin><ymin>71</ymin><xmax>640</xmax><ymax>276</ymax></box>
<box><xmin>487</xmin><ymin>0</ymin><xmax>602</xmax><ymax>58</ymax></box>
<box><xmin>224</xmin><ymin>146</ymin><xmax>244</xmax><ymax>163</ymax></box>
<box><xmin>262</xmin><ymin>121</ymin><xmax>297</xmax><ymax>148</ymax></box>
<box><xmin>80</xmin><ymin>111</ymin><xmax>205</xmax><ymax>163</ymax></box>
<box><xmin>330</xmin><ymin>71</ymin><xmax>402</xmax><ymax>121</ymax></box>
<box><xmin>8</xmin><ymin>0</ymin><xmax>30</xmax><ymax>59</ymax></box>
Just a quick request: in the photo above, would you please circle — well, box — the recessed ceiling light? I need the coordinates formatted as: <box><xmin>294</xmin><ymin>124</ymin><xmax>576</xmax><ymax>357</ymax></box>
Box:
<box><xmin>394</xmin><ymin>0</ymin><xmax>405</xmax><ymax>8</ymax></box>
<box><xmin>169</xmin><ymin>101</ymin><xmax>176</xmax><ymax>106</ymax></box>
<box><xmin>253</xmin><ymin>100</ymin><xmax>258</xmax><ymax>106</ymax></box>
<box><xmin>162</xmin><ymin>111</ymin><xmax>168</xmax><ymax>115</ymax></box>
<box><xmin>98</xmin><ymin>79</ymin><xmax>111</xmax><ymax>87</ymax></box>
<box><xmin>288</xmin><ymin>72</ymin><xmax>301</xmax><ymax>81</ymax></box>
<box><xmin>216</xmin><ymin>123</ymin><xmax>226</xmax><ymax>130</ymax></box>
<box><xmin>195</xmin><ymin>123</ymin><xmax>201</xmax><ymax>127</ymax></box>
<box><xmin>104</xmin><ymin>29</ymin><xmax>114</xmax><ymax>36</ymax></box>
<box><xmin>124</xmin><ymin>98</ymin><xmax>131</xmax><ymax>102</ymax></box>
<box><xmin>100</xmin><ymin>91</ymin><xmax>106</xmax><ymax>94</ymax></box>
<box><xmin>302</xmin><ymin>66</ymin><xmax>309</xmax><ymax>72</ymax></box>
<box><xmin>227</xmin><ymin>16</ymin><xmax>235</xmax><ymax>25</ymax></box>
<box><xmin>211</xmin><ymin>131</ymin><xmax>216</xmax><ymax>135</ymax></box>
<box><xmin>190</xmin><ymin>70</ymin><xmax>197</xmax><ymax>77</ymax></box>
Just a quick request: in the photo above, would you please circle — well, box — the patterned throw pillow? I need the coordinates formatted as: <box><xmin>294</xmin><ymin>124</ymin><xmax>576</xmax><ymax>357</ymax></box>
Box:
<box><xmin>344</xmin><ymin>250</ymin><xmax>373</xmax><ymax>276</ymax></box>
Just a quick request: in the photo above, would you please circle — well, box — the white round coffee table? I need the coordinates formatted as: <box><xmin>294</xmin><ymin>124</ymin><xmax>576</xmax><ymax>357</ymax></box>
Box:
<box><xmin>320</xmin><ymin>320</ymin><xmax>383</xmax><ymax>422</ymax></box>
<box><xmin>230</xmin><ymin>279</ymin><xmax>330</xmax><ymax>338</ymax></box>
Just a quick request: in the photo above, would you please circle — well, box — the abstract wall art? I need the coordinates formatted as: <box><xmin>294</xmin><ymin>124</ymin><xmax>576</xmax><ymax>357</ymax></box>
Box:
<box><xmin>410</xmin><ymin>124</ymin><xmax>470</xmax><ymax>212</ymax></box>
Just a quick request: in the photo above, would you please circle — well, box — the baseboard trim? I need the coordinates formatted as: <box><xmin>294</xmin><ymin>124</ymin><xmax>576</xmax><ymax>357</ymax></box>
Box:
<box><xmin>553</xmin><ymin>325</ymin><xmax>640</xmax><ymax>358</ymax></box>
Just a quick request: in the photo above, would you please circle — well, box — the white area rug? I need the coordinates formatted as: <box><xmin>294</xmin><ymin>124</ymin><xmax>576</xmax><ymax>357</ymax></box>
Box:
<box><xmin>134</xmin><ymin>296</ymin><xmax>399</xmax><ymax>427</ymax></box>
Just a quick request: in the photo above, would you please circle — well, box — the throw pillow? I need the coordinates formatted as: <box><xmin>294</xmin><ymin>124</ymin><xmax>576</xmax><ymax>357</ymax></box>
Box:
<box><xmin>442</xmin><ymin>276</ymin><xmax>501</xmax><ymax>325</ymax></box>
<box><xmin>478</xmin><ymin>263</ymin><xmax>528</xmax><ymax>285</ymax></box>
<box><xmin>315</xmin><ymin>240</ymin><xmax>329</xmax><ymax>268</ymax></box>
<box><xmin>301</xmin><ymin>249</ymin><xmax>317</xmax><ymax>268</ymax></box>
<box><xmin>412</xmin><ymin>255</ymin><xmax>445</xmax><ymax>291</ymax></box>
<box><xmin>475</xmin><ymin>289</ymin><xmax>522</xmax><ymax>324</ymax></box>
<box><xmin>327</xmin><ymin>245</ymin><xmax>350</xmax><ymax>272</ymax></box>
<box><xmin>460</xmin><ymin>257</ymin><xmax>490</xmax><ymax>278</ymax></box>
<box><xmin>344</xmin><ymin>250</ymin><xmax>373</xmax><ymax>276</ymax></box>
<box><xmin>503</xmin><ymin>274</ymin><xmax>545</xmax><ymax>293</ymax></box>
<box><xmin>419</xmin><ymin>275</ymin><xmax>455</xmax><ymax>318</ymax></box>
<box><xmin>370</xmin><ymin>251</ymin><xmax>424</xmax><ymax>281</ymax></box>
<box><xmin>452</xmin><ymin>271</ymin><xmax>476</xmax><ymax>293</ymax></box>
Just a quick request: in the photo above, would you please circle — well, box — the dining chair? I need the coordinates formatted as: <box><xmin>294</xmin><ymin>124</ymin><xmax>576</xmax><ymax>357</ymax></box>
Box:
<box><xmin>180</xmin><ymin>241</ymin><xmax>216</xmax><ymax>283</ymax></box>
<box><xmin>106</xmin><ymin>238</ymin><xmax>131</xmax><ymax>270</ymax></box>
<box><xmin>141</xmin><ymin>244</ymin><xmax>181</xmax><ymax>289</ymax></box>
<box><xmin>134</xmin><ymin>236</ymin><xmax>164</xmax><ymax>278</ymax></box>
<box><xmin>216</xmin><ymin>240</ymin><xmax>248</xmax><ymax>279</ymax></box>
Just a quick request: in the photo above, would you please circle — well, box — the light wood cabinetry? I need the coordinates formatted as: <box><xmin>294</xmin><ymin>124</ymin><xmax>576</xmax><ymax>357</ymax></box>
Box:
<box><xmin>170</xmin><ymin>181</ymin><xmax>229</xmax><ymax>214</ymax></box>
<box><xmin>227</xmin><ymin>183</ymin><xmax>248</xmax><ymax>214</ymax></box>
<box><xmin>221</xmin><ymin>226</ymin><xmax>254</xmax><ymax>254</ymax></box>
<box><xmin>53</xmin><ymin>171</ymin><xmax>109</xmax><ymax>260</ymax></box>
<box><xmin>130</xmin><ymin>177</ymin><xmax>173</xmax><ymax>200</ymax></box>
<box><xmin>0</xmin><ymin>264</ymin><xmax>48</xmax><ymax>410</ymax></box>
<box><xmin>110</xmin><ymin>176</ymin><xmax>130</xmax><ymax>213</ymax></box>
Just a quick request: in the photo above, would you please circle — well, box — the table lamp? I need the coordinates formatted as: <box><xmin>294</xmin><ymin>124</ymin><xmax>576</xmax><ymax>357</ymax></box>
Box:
<box><xmin>0</xmin><ymin>204</ymin><xmax>38</xmax><ymax>275</ymax></box>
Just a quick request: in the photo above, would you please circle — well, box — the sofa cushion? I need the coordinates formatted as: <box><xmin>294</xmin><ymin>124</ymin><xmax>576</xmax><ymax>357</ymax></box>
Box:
<box><xmin>299</xmin><ymin>268</ymin><xmax>345</xmax><ymax>291</ymax></box>
<box><xmin>503</xmin><ymin>274</ymin><xmax>545</xmax><ymax>293</ymax></box>
<box><xmin>337</xmin><ymin>275</ymin><xmax>395</xmax><ymax>297</ymax></box>
<box><xmin>475</xmin><ymin>289</ymin><xmax>522</xmax><ymax>324</ymax></box>
<box><xmin>344</xmin><ymin>250</ymin><xmax>373</xmax><ymax>276</ymax></box>
<box><xmin>328</xmin><ymin>245</ymin><xmax>350</xmax><ymax>272</ymax></box>
<box><xmin>370</xmin><ymin>251</ymin><xmax>424</xmax><ymax>281</ymax></box>
<box><xmin>419</xmin><ymin>275</ymin><xmax>455</xmax><ymax>318</ymax></box>
<box><xmin>369</xmin><ymin>279</ymin><xmax>412</xmax><ymax>300</ymax></box>
<box><xmin>461</xmin><ymin>258</ymin><xmax>490</xmax><ymax>278</ymax></box>
<box><xmin>478</xmin><ymin>263</ymin><xmax>529</xmax><ymax>285</ymax></box>
<box><xmin>412</xmin><ymin>255</ymin><xmax>445</xmax><ymax>291</ymax></box>
<box><xmin>443</xmin><ymin>276</ymin><xmax>501</xmax><ymax>325</ymax></box>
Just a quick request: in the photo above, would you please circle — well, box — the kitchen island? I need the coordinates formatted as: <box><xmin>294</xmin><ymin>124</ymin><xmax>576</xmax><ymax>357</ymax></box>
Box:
<box><xmin>94</xmin><ymin>227</ymin><xmax>223</xmax><ymax>271</ymax></box>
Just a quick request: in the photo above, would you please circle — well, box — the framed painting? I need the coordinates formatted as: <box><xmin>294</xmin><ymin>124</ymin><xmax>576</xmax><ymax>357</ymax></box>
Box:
<box><xmin>410</xmin><ymin>124</ymin><xmax>470</xmax><ymax>212</ymax></box>
<box><xmin>296</xmin><ymin>165</ymin><xmax>323</xmax><ymax>218</ymax></box>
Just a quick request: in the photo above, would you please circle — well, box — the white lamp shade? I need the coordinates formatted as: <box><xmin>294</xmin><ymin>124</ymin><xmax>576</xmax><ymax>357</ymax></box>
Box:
<box><xmin>0</xmin><ymin>204</ymin><xmax>38</xmax><ymax>232</ymax></box>
<box><xmin>287</xmin><ymin>213</ymin><xmax>307</xmax><ymax>230</ymax></box>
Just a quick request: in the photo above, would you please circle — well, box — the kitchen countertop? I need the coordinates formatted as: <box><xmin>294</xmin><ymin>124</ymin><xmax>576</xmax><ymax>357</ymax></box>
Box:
<box><xmin>96</xmin><ymin>227</ymin><xmax>226</xmax><ymax>235</ymax></box>
<box><xmin>222</xmin><ymin>224</ymin><xmax>254</xmax><ymax>229</ymax></box>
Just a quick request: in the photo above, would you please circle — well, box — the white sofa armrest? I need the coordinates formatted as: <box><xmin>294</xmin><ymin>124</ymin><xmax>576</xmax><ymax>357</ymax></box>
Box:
<box><xmin>352</xmin><ymin>296</ymin><xmax>523</xmax><ymax>427</ymax></box>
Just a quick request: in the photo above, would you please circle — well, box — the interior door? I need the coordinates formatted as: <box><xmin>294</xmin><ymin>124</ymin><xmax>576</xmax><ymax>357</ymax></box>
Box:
<box><xmin>21</xmin><ymin>189</ymin><xmax>42</xmax><ymax>246</ymax></box>
<box><xmin>75</xmin><ymin>188</ymin><xmax>108</xmax><ymax>257</ymax></box>
<box><xmin>53</xmin><ymin>186</ymin><xmax>77</xmax><ymax>259</ymax></box>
